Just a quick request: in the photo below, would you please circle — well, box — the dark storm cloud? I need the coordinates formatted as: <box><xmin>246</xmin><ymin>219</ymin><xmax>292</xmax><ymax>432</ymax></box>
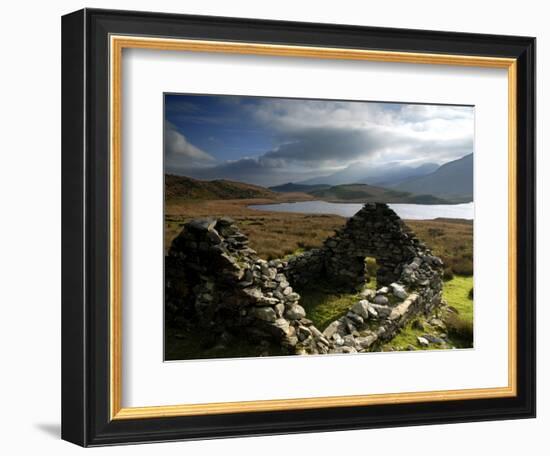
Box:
<box><xmin>263</xmin><ymin>127</ymin><xmax>389</xmax><ymax>165</ymax></box>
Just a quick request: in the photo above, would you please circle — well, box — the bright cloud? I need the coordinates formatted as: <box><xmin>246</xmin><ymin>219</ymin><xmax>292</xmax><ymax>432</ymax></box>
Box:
<box><xmin>165</xmin><ymin>122</ymin><xmax>215</xmax><ymax>166</ymax></box>
<box><xmin>164</xmin><ymin>94</ymin><xmax>474</xmax><ymax>186</ymax></box>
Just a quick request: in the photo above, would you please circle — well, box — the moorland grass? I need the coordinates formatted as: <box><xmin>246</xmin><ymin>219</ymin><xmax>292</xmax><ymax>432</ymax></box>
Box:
<box><xmin>165</xmin><ymin>199</ymin><xmax>473</xmax><ymax>276</ymax></box>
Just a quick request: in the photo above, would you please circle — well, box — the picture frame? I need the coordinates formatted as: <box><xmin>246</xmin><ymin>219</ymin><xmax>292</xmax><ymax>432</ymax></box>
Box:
<box><xmin>61</xmin><ymin>8</ymin><xmax>536</xmax><ymax>447</ymax></box>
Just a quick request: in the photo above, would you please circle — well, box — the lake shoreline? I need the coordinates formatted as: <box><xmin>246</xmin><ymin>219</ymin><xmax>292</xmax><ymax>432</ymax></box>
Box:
<box><xmin>248</xmin><ymin>200</ymin><xmax>474</xmax><ymax>221</ymax></box>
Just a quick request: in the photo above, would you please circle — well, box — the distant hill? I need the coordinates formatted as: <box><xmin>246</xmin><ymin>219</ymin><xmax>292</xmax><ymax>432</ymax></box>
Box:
<box><xmin>392</xmin><ymin>154</ymin><xmax>473</xmax><ymax>203</ymax></box>
<box><xmin>269</xmin><ymin>182</ymin><xmax>331</xmax><ymax>193</ymax></box>
<box><xmin>307</xmin><ymin>183</ymin><xmax>449</xmax><ymax>204</ymax></box>
<box><xmin>299</xmin><ymin>161</ymin><xmax>439</xmax><ymax>187</ymax></box>
<box><xmin>165</xmin><ymin>174</ymin><xmax>276</xmax><ymax>200</ymax></box>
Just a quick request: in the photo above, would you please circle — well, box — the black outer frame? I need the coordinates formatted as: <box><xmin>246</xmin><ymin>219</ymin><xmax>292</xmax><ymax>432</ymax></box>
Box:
<box><xmin>61</xmin><ymin>8</ymin><xmax>536</xmax><ymax>447</ymax></box>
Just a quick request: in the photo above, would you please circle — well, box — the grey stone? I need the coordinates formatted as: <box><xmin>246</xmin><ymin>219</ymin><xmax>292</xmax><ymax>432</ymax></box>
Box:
<box><xmin>285</xmin><ymin>304</ymin><xmax>306</xmax><ymax>320</ymax></box>
<box><xmin>346</xmin><ymin>312</ymin><xmax>364</xmax><ymax>327</ymax></box>
<box><xmin>367</xmin><ymin>305</ymin><xmax>379</xmax><ymax>318</ymax></box>
<box><xmin>285</xmin><ymin>292</ymin><xmax>300</xmax><ymax>302</ymax></box>
<box><xmin>242</xmin><ymin>287</ymin><xmax>262</xmax><ymax>300</ymax></box>
<box><xmin>423</xmin><ymin>334</ymin><xmax>445</xmax><ymax>344</ymax></box>
<box><xmin>360</xmin><ymin>289</ymin><xmax>376</xmax><ymax>300</ymax></box>
<box><xmin>417</xmin><ymin>336</ymin><xmax>430</xmax><ymax>347</ymax></box>
<box><xmin>273</xmin><ymin>290</ymin><xmax>284</xmax><ymax>300</ymax></box>
<box><xmin>273</xmin><ymin>318</ymin><xmax>292</xmax><ymax>336</ymax></box>
<box><xmin>186</xmin><ymin>218</ymin><xmax>216</xmax><ymax>232</ymax></box>
<box><xmin>257</xmin><ymin>296</ymin><xmax>279</xmax><ymax>306</ymax></box>
<box><xmin>274</xmin><ymin>303</ymin><xmax>285</xmax><ymax>318</ymax></box>
<box><xmin>388</xmin><ymin>299</ymin><xmax>414</xmax><ymax>321</ymax></box>
<box><xmin>370</xmin><ymin>304</ymin><xmax>392</xmax><ymax>318</ymax></box>
<box><xmin>279</xmin><ymin>280</ymin><xmax>290</xmax><ymax>290</ymax></box>
<box><xmin>355</xmin><ymin>334</ymin><xmax>378</xmax><ymax>349</ymax></box>
<box><xmin>376</xmin><ymin>286</ymin><xmax>389</xmax><ymax>295</ymax></box>
<box><xmin>253</xmin><ymin>307</ymin><xmax>277</xmax><ymax>322</ymax></box>
<box><xmin>332</xmin><ymin>333</ymin><xmax>345</xmax><ymax>346</ymax></box>
<box><xmin>351</xmin><ymin>300</ymin><xmax>370</xmax><ymax>319</ymax></box>
<box><xmin>373</xmin><ymin>295</ymin><xmax>389</xmax><ymax>305</ymax></box>
<box><xmin>297</xmin><ymin>325</ymin><xmax>312</xmax><ymax>341</ymax></box>
<box><xmin>390</xmin><ymin>282</ymin><xmax>408</xmax><ymax>299</ymax></box>
<box><xmin>323</xmin><ymin>320</ymin><xmax>344</xmax><ymax>339</ymax></box>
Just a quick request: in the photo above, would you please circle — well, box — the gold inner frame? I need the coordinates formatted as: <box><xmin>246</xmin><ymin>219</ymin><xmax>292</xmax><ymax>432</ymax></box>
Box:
<box><xmin>109</xmin><ymin>35</ymin><xmax>518</xmax><ymax>420</ymax></box>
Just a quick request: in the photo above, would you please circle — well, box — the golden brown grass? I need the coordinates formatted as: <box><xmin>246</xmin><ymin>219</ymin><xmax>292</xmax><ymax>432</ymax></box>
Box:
<box><xmin>406</xmin><ymin>218</ymin><xmax>473</xmax><ymax>276</ymax></box>
<box><xmin>165</xmin><ymin>197</ymin><xmax>343</xmax><ymax>259</ymax></box>
<box><xmin>165</xmin><ymin>199</ymin><xmax>473</xmax><ymax>274</ymax></box>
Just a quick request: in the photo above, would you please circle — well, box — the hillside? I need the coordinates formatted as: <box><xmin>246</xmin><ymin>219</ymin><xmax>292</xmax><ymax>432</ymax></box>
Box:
<box><xmin>165</xmin><ymin>174</ymin><xmax>277</xmax><ymax>201</ymax></box>
<box><xmin>269</xmin><ymin>182</ymin><xmax>331</xmax><ymax>193</ymax></box>
<box><xmin>308</xmin><ymin>183</ymin><xmax>449</xmax><ymax>204</ymax></box>
<box><xmin>392</xmin><ymin>154</ymin><xmax>473</xmax><ymax>203</ymax></box>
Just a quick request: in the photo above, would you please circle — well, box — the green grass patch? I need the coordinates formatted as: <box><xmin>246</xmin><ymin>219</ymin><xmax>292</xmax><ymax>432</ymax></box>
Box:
<box><xmin>299</xmin><ymin>288</ymin><xmax>363</xmax><ymax>331</ymax></box>
<box><xmin>386</xmin><ymin>321</ymin><xmax>444</xmax><ymax>351</ymax></box>
<box><xmin>442</xmin><ymin>275</ymin><xmax>473</xmax><ymax>347</ymax></box>
<box><xmin>381</xmin><ymin>275</ymin><xmax>474</xmax><ymax>351</ymax></box>
<box><xmin>442</xmin><ymin>275</ymin><xmax>473</xmax><ymax>324</ymax></box>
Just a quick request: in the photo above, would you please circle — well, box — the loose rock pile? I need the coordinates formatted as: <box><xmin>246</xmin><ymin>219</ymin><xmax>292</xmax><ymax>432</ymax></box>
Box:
<box><xmin>166</xmin><ymin>203</ymin><xmax>444</xmax><ymax>356</ymax></box>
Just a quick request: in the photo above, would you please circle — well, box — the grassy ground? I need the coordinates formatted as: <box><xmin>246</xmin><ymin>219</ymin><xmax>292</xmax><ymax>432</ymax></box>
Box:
<box><xmin>406</xmin><ymin>219</ymin><xmax>473</xmax><ymax>277</ymax></box>
<box><xmin>165</xmin><ymin>198</ymin><xmax>472</xmax><ymax>271</ymax></box>
<box><xmin>299</xmin><ymin>264</ymin><xmax>377</xmax><ymax>331</ymax></box>
<box><xmin>300</xmin><ymin>289</ymin><xmax>364</xmax><ymax>331</ymax></box>
<box><xmin>165</xmin><ymin>198</ymin><xmax>344</xmax><ymax>259</ymax></box>
<box><xmin>441</xmin><ymin>275</ymin><xmax>474</xmax><ymax>347</ymax></box>
<box><xmin>406</xmin><ymin>219</ymin><xmax>474</xmax><ymax>276</ymax></box>
<box><xmin>381</xmin><ymin>275</ymin><xmax>474</xmax><ymax>351</ymax></box>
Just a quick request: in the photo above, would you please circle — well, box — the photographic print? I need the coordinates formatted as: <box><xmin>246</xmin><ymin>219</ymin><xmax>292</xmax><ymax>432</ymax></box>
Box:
<box><xmin>164</xmin><ymin>94</ymin><xmax>474</xmax><ymax>361</ymax></box>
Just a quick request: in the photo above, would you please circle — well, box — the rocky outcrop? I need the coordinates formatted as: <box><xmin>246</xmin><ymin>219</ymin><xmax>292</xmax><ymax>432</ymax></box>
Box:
<box><xmin>166</xmin><ymin>203</ymin><xmax>444</xmax><ymax>356</ymax></box>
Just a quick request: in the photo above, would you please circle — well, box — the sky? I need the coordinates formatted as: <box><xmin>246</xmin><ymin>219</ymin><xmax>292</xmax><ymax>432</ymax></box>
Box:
<box><xmin>164</xmin><ymin>93</ymin><xmax>474</xmax><ymax>187</ymax></box>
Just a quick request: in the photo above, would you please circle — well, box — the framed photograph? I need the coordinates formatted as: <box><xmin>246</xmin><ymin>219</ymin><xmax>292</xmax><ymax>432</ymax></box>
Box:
<box><xmin>61</xmin><ymin>8</ymin><xmax>535</xmax><ymax>446</ymax></box>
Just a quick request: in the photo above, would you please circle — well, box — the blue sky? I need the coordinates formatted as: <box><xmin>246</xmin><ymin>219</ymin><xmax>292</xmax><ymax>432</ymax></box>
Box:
<box><xmin>164</xmin><ymin>94</ymin><xmax>474</xmax><ymax>186</ymax></box>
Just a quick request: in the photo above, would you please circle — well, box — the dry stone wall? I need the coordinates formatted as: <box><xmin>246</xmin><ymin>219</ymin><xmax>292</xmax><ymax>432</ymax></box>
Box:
<box><xmin>166</xmin><ymin>203</ymin><xmax>444</xmax><ymax>355</ymax></box>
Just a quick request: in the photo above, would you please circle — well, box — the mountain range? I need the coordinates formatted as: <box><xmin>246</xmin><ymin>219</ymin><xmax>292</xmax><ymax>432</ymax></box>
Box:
<box><xmin>299</xmin><ymin>161</ymin><xmax>440</xmax><ymax>187</ymax></box>
<box><xmin>286</xmin><ymin>154</ymin><xmax>473</xmax><ymax>203</ymax></box>
<box><xmin>166</xmin><ymin>154</ymin><xmax>473</xmax><ymax>204</ymax></box>
<box><xmin>391</xmin><ymin>154</ymin><xmax>473</xmax><ymax>202</ymax></box>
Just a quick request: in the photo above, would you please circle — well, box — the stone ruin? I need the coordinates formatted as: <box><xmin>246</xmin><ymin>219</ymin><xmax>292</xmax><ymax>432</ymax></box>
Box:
<box><xmin>165</xmin><ymin>203</ymin><xmax>444</xmax><ymax>355</ymax></box>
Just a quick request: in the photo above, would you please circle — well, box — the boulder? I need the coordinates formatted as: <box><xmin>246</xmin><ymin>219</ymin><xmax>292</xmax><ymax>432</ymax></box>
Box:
<box><xmin>390</xmin><ymin>282</ymin><xmax>408</xmax><ymax>299</ymax></box>
<box><xmin>373</xmin><ymin>295</ymin><xmax>389</xmax><ymax>305</ymax></box>
<box><xmin>351</xmin><ymin>300</ymin><xmax>370</xmax><ymax>319</ymax></box>
<box><xmin>285</xmin><ymin>304</ymin><xmax>306</xmax><ymax>320</ymax></box>
<box><xmin>253</xmin><ymin>307</ymin><xmax>277</xmax><ymax>323</ymax></box>
<box><xmin>417</xmin><ymin>336</ymin><xmax>430</xmax><ymax>347</ymax></box>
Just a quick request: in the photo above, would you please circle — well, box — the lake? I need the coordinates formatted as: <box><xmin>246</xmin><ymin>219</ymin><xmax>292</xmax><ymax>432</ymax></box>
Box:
<box><xmin>248</xmin><ymin>201</ymin><xmax>474</xmax><ymax>220</ymax></box>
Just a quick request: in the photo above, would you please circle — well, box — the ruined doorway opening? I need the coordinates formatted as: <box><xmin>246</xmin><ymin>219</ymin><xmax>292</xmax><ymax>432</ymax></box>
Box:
<box><xmin>364</xmin><ymin>256</ymin><xmax>378</xmax><ymax>290</ymax></box>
